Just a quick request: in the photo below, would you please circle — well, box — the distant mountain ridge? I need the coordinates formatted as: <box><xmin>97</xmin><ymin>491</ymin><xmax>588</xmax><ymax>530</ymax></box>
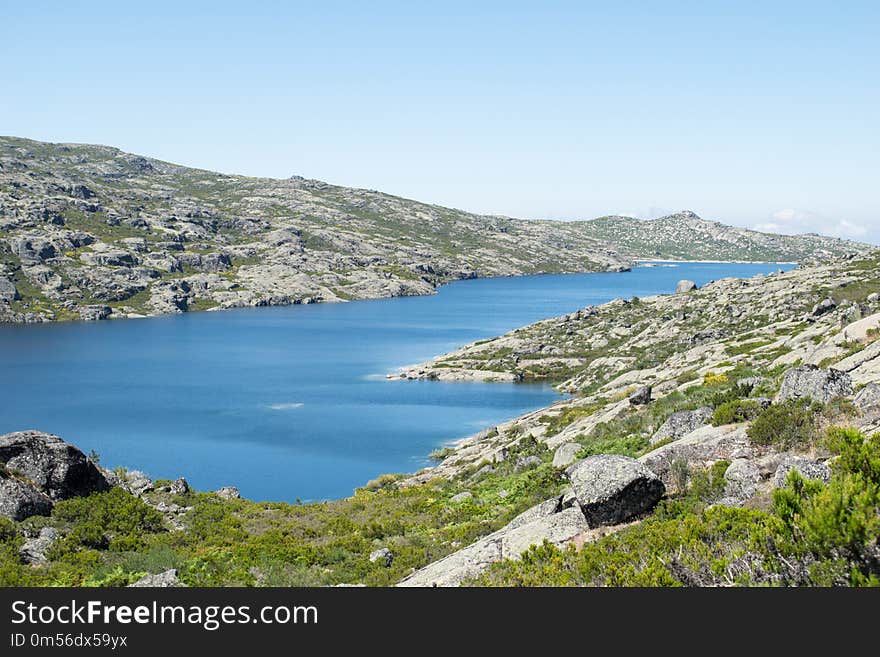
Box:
<box><xmin>578</xmin><ymin>210</ymin><xmax>866</xmax><ymax>262</ymax></box>
<box><xmin>0</xmin><ymin>136</ymin><xmax>872</xmax><ymax>322</ymax></box>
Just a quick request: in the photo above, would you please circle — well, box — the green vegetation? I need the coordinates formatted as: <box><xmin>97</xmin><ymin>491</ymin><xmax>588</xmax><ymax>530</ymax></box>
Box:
<box><xmin>470</xmin><ymin>427</ymin><xmax>880</xmax><ymax>586</ymax></box>
<box><xmin>747</xmin><ymin>400</ymin><xmax>820</xmax><ymax>449</ymax></box>
<box><xmin>712</xmin><ymin>399</ymin><xmax>764</xmax><ymax>426</ymax></box>
<box><xmin>0</xmin><ymin>440</ymin><xmax>564</xmax><ymax>587</ymax></box>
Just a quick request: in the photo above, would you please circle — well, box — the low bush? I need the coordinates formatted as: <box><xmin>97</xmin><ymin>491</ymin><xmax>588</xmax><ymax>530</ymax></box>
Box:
<box><xmin>747</xmin><ymin>400</ymin><xmax>820</xmax><ymax>448</ymax></box>
<box><xmin>712</xmin><ymin>399</ymin><xmax>764</xmax><ymax>426</ymax></box>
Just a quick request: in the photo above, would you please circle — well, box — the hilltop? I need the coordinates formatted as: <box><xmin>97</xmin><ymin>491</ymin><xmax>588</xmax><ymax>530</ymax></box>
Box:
<box><xmin>0</xmin><ymin>136</ymin><xmax>871</xmax><ymax>323</ymax></box>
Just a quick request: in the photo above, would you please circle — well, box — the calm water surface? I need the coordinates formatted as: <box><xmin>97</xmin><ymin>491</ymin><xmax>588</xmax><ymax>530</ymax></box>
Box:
<box><xmin>0</xmin><ymin>262</ymin><xmax>792</xmax><ymax>501</ymax></box>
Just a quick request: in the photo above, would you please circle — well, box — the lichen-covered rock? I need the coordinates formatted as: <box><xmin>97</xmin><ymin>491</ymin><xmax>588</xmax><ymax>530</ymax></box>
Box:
<box><xmin>19</xmin><ymin>527</ymin><xmax>58</xmax><ymax>563</ymax></box>
<box><xmin>552</xmin><ymin>442</ymin><xmax>581</xmax><ymax>469</ymax></box>
<box><xmin>567</xmin><ymin>454</ymin><xmax>665</xmax><ymax>527</ymax></box>
<box><xmin>0</xmin><ymin>430</ymin><xmax>110</xmax><ymax>501</ymax></box>
<box><xmin>0</xmin><ymin>477</ymin><xmax>53</xmax><ymax>521</ymax></box>
<box><xmin>650</xmin><ymin>407</ymin><xmax>713</xmax><ymax>444</ymax></box>
<box><xmin>773</xmin><ymin>456</ymin><xmax>832</xmax><ymax>488</ymax></box>
<box><xmin>723</xmin><ymin>458</ymin><xmax>762</xmax><ymax>503</ymax></box>
<box><xmin>777</xmin><ymin>365</ymin><xmax>852</xmax><ymax>403</ymax></box>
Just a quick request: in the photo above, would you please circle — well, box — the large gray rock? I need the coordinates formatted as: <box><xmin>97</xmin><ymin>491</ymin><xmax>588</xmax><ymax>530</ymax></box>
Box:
<box><xmin>567</xmin><ymin>454</ymin><xmax>665</xmax><ymax>527</ymax></box>
<box><xmin>723</xmin><ymin>459</ymin><xmax>762</xmax><ymax>503</ymax></box>
<box><xmin>129</xmin><ymin>569</ymin><xmax>184</xmax><ymax>587</ymax></box>
<box><xmin>650</xmin><ymin>407</ymin><xmax>713</xmax><ymax>445</ymax></box>
<box><xmin>0</xmin><ymin>431</ymin><xmax>110</xmax><ymax>501</ymax></box>
<box><xmin>552</xmin><ymin>442</ymin><xmax>581</xmax><ymax>469</ymax></box>
<box><xmin>773</xmin><ymin>456</ymin><xmax>831</xmax><ymax>488</ymax></box>
<box><xmin>777</xmin><ymin>365</ymin><xmax>853</xmax><ymax>403</ymax></box>
<box><xmin>19</xmin><ymin>527</ymin><xmax>58</xmax><ymax>563</ymax></box>
<box><xmin>0</xmin><ymin>477</ymin><xmax>53</xmax><ymax>521</ymax></box>
<box><xmin>676</xmin><ymin>280</ymin><xmax>697</xmax><ymax>293</ymax></box>
<box><xmin>628</xmin><ymin>385</ymin><xmax>652</xmax><ymax>406</ymax></box>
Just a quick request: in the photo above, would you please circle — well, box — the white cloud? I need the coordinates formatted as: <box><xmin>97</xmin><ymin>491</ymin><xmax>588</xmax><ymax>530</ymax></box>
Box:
<box><xmin>754</xmin><ymin>208</ymin><xmax>867</xmax><ymax>240</ymax></box>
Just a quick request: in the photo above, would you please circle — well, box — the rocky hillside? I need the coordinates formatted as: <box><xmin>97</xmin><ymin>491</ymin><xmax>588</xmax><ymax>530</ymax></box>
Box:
<box><xmin>3</xmin><ymin>254</ymin><xmax>880</xmax><ymax>587</ymax></box>
<box><xmin>579</xmin><ymin>210</ymin><xmax>867</xmax><ymax>262</ymax></box>
<box><xmin>0</xmin><ymin>136</ymin><xmax>630</xmax><ymax>323</ymax></box>
<box><xmin>0</xmin><ymin>136</ymin><xmax>871</xmax><ymax>323</ymax></box>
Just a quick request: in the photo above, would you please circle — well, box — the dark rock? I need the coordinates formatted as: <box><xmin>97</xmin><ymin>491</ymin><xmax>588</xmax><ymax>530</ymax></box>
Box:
<box><xmin>650</xmin><ymin>407</ymin><xmax>712</xmax><ymax>444</ymax></box>
<box><xmin>810</xmin><ymin>298</ymin><xmax>837</xmax><ymax>317</ymax></box>
<box><xmin>628</xmin><ymin>385</ymin><xmax>652</xmax><ymax>405</ymax></box>
<box><xmin>777</xmin><ymin>365</ymin><xmax>852</xmax><ymax>403</ymax></box>
<box><xmin>566</xmin><ymin>454</ymin><xmax>665</xmax><ymax>527</ymax></box>
<box><xmin>0</xmin><ymin>430</ymin><xmax>110</xmax><ymax>501</ymax></box>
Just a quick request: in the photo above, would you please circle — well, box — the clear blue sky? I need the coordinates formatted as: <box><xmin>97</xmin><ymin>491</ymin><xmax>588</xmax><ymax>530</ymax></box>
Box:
<box><xmin>3</xmin><ymin>1</ymin><xmax>878</xmax><ymax>242</ymax></box>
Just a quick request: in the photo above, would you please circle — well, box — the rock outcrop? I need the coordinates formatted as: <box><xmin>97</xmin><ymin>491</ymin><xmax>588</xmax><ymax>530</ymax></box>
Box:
<box><xmin>0</xmin><ymin>431</ymin><xmax>111</xmax><ymax>520</ymax></box>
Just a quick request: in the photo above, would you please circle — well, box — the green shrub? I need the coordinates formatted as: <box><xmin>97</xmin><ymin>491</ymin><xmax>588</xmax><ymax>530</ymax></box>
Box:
<box><xmin>712</xmin><ymin>399</ymin><xmax>764</xmax><ymax>426</ymax></box>
<box><xmin>688</xmin><ymin>460</ymin><xmax>730</xmax><ymax>502</ymax></box>
<box><xmin>747</xmin><ymin>400</ymin><xmax>819</xmax><ymax>448</ymax></box>
<box><xmin>50</xmin><ymin>488</ymin><xmax>165</xmax><ymax>553</ymax></box>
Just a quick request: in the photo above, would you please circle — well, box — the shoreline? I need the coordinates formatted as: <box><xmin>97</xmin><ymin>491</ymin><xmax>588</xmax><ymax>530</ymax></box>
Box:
<box><xmin>1</xmin><ymin>259</ymin><xmax>801</xmax><ymax>327</ymax></box>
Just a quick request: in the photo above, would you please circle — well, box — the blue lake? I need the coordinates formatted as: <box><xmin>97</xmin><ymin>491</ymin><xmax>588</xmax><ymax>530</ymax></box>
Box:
<box><xmin>0</xmin><ymin>262</ymin><xmax>793</xmax><ymax>501</ymax></box>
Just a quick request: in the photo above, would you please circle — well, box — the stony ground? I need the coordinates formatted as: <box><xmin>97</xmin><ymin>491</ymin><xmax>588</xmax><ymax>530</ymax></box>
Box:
<box><xmin>0</xmin><ymin>136</ymin><xmax>870</xmax><ymax>323</ymax></box>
